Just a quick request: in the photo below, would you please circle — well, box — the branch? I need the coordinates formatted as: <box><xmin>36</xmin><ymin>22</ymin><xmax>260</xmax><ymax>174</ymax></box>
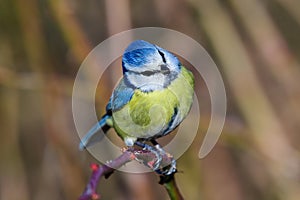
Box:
<box><xmin>160</xmin><ymin>173</ymin><xmax>184</xmax><ymax>200</ymax></box>
<box><xmin>79</xmin><ymin>148</ymin><xmax>184</xmax><ymax>200</ymax></box>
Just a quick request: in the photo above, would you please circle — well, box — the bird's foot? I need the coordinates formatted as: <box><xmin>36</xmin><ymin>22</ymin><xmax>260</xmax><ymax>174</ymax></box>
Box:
<box><xmin>134</xmin><ymin>141</ymin><xmax>162</xmax><ymax>170</ymax></box>
<box><xmin>134</xmin><ymin>141</ymin><xmax>177</xmax><ymax>175</ymax></box>
<box><xmin>154</xmin><ymin>144</ymin><xmax>177</xmax><ymax>175</ymax></box>
<box><xmin>162</xmin><ymin>156</ymin><xmax>177</xmax><ymax>176</ymax></box>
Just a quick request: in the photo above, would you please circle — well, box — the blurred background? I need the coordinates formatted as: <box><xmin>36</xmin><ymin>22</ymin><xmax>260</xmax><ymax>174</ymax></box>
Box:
<box><xmin>1</xmin><ymin>0</ymin><xmax>300</xmax><ymax>199</ymax></box>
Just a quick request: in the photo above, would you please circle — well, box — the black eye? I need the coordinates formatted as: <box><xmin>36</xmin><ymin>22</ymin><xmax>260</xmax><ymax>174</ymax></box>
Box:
<box><xmin>160</xmin><ymin>64</ymin><xmax>170</xmax><ymax>75</ymax></box>
<box><xmin>160</xmin><ymin>64</ymin><xmax>168</xmax><ymax>71</ymax></box>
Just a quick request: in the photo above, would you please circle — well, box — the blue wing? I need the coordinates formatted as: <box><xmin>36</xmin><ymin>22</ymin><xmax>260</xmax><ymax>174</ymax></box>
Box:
<box><xmin>78</xmin><ymin>78</ymin><xmax>134</xmax><ymax>150</ymax></box>
<box><xmin>111</xmin><ymin>78</ymin><xmax>135</xmax><ymax>111</ymax></box>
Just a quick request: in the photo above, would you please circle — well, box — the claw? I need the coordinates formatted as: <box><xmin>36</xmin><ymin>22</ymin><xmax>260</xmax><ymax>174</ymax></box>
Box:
<box><xmin>134</xmin><ymin>141</ymin><xmax>177</xmax><ymax>175</ymax></box>
<box><xmin>153</xmin><ymin>144</ymin><xmax>177</xmax><ymax>175</ymax></box>
<box><xmin>165</xmin><ymin>158</ymin><xmax>177</xmax><ymax>175</ymax></box>
<box><xmin>134</xmin><ymin>141</ymin><xmax>163</xmax><ymax>170</ymax></box>
<box><xmin>152</xmin><ymin>153</ymin><xmax>162</xmax><ymax>170</ymax></box>
<box><xmin>152</xmin><ymin>144</ymin><xmax>163</xmax><ymax>170</ymax></box>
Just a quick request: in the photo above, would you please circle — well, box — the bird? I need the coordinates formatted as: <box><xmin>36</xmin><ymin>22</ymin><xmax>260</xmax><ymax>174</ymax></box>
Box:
<box><xmin>79</xmin><ymin>40</ymin><xmax>194</xmax><ymax>175</ymax></box>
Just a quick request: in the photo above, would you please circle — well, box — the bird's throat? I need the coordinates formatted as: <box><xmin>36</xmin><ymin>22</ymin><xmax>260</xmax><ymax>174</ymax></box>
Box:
<box><xmin>124</xmin><ymin>70</ymin><xmax>179</xmax><ymax>92</ymax></box>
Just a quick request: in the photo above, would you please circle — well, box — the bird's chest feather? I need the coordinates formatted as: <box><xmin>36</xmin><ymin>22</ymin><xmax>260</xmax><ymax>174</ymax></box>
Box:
<box><xmin>111</xmin><ymin>67</ymin><xmax>194</xmax><ymax>140</ymax></box>
<box><xmin>112</xmin><ymin>89</ymin><xmax>178</xmax><ymax>138</ymax></box>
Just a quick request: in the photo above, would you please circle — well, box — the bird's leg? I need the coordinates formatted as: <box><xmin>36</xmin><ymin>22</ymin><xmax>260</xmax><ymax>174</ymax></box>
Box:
<box><xmin>150</xmin><ymin>139</ymin><xmax>177</xmax><ymax>176</ymax></box>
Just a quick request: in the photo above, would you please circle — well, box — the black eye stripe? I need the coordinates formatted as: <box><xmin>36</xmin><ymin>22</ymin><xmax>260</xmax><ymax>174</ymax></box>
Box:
<box><xmin>141</xmin><ymin>70</ymin><xmax>156</xmax><ymax>76</ymax></box>
<box><xmin>140</xmin><ymin>69</ymin><xmax>170</xmax><ymax>76</ymax></box>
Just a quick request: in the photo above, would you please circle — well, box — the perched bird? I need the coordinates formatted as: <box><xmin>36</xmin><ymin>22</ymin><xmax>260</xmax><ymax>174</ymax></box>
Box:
<box><xmin>79</xmin><ymin>40</ymin><xmax>194</xmax><ymax>174</ymax></box>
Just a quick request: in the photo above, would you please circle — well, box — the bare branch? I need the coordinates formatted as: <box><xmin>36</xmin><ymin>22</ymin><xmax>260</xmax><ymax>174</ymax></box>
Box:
<box><xmin>79</xmin><ymin>148</ymin><xmax>183</xmax><ymax>200</ymax></box>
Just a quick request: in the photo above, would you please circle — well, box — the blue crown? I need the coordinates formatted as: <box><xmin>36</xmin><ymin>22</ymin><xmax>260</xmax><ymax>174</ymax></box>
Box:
<box><xmin>122</xmin><ymin>40</ymin><xmax>181</xmax><ymax>73</ymax></box>
<box><xmin>122</xmin><ymin>40</ymin><xmax>159</xmax><ymax>70</ymax></box>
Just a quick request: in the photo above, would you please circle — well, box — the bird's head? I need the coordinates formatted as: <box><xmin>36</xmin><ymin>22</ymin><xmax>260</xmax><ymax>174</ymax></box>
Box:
<box><xmin>122</xmin><ymin>40</ymin><xmax>181</xmax><ymax>75</ymax></box>
<box><xmin>121</xmin><ymin>40</ymin><xmax>181</xmax><ymax>91</ymax></box>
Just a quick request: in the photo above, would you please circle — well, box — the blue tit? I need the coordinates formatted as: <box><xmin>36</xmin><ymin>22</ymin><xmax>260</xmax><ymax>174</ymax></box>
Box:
<box><xmin>79</xmin><ymin>40</ymin><xmax>194</xmax><ymax>164</ymax></box>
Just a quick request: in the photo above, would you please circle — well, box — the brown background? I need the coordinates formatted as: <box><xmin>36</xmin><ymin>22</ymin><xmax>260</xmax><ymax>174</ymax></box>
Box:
<box><xmin>0</xmin><ymin>0</ymin><xmax>300</xmax><ymax>199</ymax></box>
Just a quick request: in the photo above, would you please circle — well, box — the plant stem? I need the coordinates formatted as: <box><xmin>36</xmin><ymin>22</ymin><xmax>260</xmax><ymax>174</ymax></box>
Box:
<box><xmin>160</xmin><ymin>174</ymin><xmax>184</xmax><ymax>200</ymax></box>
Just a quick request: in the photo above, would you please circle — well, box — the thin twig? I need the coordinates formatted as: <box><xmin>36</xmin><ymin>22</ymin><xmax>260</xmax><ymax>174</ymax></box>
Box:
<box><xmin>79</xmin><ymin>148</ymin><xmax>183</xmax><ymax>200</ymax></box>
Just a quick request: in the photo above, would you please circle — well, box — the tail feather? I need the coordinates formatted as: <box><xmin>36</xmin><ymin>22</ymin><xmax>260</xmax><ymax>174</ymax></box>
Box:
<box><xmin>79</xmin><ymin>114</ymin><xmax>112</xmax><ymax>150</ymax></box>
